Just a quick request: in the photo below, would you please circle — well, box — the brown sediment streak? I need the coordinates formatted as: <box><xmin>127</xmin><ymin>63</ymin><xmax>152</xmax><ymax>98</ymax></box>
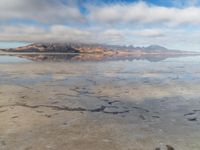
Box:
<box><xmin>0</xmin><ymin>103</ymin><xmax>128</xmax><ymax>115</ymax></box>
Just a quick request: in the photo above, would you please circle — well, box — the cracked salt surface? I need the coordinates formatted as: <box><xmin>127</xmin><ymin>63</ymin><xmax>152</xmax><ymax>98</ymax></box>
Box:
<box><xmin>1</xmin><ymin>55</ymin><xmax>200</xmax><ymax>150</ymax></box>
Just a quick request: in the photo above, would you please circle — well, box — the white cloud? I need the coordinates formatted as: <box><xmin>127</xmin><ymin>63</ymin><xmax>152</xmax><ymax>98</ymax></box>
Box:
<box><xmin>0</xmin><ymin>25</ymin><xmax>126</xmax><ymax>44</ymax></box>
<box><xmin>88</xmin><ymin>2</ymin><xmax>200</xmax><ymax>26</ymax></box>
<box><xmin>1</xmin><ymin>24</ymin><xmax>200</xmax><ymax>51</ymax></box>
<box><xmin>2</xmin><ymin>0</ymin><xmax>200</xmax><ymax>26</ymax></box>
<box><xmin>0</xmin><ymin>1</ymin><xmax>200</xmax><ymax>51</ymax></box>
<box><xmin>0</xmin><ymin>0</ymin><xmax>85</xmax><ymax>23</ymax></box>
<box><xmin>133</xmin><ymin>29</ymin><xmax>165</xmax><ymax>37</ymax></box>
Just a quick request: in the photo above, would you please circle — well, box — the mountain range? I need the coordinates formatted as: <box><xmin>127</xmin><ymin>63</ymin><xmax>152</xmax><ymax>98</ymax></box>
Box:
<box><xmin>0</xmin><ymin>43</ymin><xmax>192</xmax><ymax>54</ymax></box>
<box><xmin>0</xmin><ymin>43</ymin><xmax>199</xmax><ymax>62</ymax></box>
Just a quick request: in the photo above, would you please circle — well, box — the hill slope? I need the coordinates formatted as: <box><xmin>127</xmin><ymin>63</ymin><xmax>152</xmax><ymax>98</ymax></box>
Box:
<box><xmin>2</xmin><ymin>43</ymin><xmax>187</xmax><ymax>54</ymax></box>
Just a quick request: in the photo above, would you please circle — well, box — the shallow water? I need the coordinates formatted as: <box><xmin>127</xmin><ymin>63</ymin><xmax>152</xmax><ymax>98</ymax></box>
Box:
<box><xmin>0</xmin><ymin>55</ymin><xmax>31</xmax><ymax>63</ymax></box>
<box><xmin>0</xmin><ymin>54</ymin><xmax>200</xmax><ymax>150</ymax></box>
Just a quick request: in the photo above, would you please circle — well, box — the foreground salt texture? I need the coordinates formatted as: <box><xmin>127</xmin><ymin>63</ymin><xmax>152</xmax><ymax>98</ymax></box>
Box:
<box><xmin>0</xmin><ymin>58</ymin><xmax>200</xmax><ymax>150</ymax></box>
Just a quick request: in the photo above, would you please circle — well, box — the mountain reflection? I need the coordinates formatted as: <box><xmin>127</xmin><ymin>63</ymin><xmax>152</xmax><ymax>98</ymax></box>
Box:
<box><xmin>13</xmin><ymin>53</ymin><xmax>197</xmax><ymax>62</ymax></box>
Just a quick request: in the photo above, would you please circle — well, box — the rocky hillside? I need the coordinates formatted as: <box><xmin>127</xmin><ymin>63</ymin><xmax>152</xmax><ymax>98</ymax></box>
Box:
<box><xmin>2</xmin><ymin>43</ymin><xmax>193</xmax><ymax>54</ymax></box>
<box><xmin>6</xmin><ymin>43</ymin><xmax>79</xmax><ymax>53</ymax></box>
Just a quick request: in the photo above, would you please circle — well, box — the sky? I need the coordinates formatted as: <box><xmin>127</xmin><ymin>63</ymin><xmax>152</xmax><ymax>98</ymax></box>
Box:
<box><xmin>0</xmin><ymin>0</ymin><xmax>200</xmax><ymax>51</ymax></box>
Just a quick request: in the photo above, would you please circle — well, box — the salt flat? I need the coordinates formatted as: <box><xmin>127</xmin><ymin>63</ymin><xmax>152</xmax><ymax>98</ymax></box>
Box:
<box><xmin>0</xmin><ymin>55</ymin><xmax>200</xmax><ymax>150</ymax></box>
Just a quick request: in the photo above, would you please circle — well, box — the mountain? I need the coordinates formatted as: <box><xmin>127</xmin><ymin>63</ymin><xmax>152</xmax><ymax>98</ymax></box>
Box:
<box><xmin>146</xmin><ymin>45</ymin><xmax>167</xmax><ymax>50</ymax></box>
<box><xmin>1</xmin><ymin>43</ymin><xmax>189</xmax><ymax>54</ymax></box>
<box><xmin>1</xmin><ymin>43</ymin><xmax>198</xmax><ymax>62</ymax></box>
<box><xmin>5</xmin><ymin>43</ymin><xmax>79</xmax><ymax>53</ymax></box>
<box><xmin>147</xmin><ymin>45</ymin><xmax>167</xmax><ymax>50</ymax></box>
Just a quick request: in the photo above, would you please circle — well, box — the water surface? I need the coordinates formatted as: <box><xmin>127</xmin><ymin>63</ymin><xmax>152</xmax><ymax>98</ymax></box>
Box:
<box><xmin>0</xmin><ymin>54</ymin><xmax>200</xmax><ymax>150</ymax></box>
<box><xmin>0</xmin><ymin>55</ymin><xmax>31</xmax><ymax>63</ymax></box>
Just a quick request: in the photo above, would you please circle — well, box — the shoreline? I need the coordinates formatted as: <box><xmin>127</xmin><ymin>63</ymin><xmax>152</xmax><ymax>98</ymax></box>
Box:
<box><xmin>0</xmin><ymin>51</ymin><xmax>199</xmax><ymax>55</ymax></box>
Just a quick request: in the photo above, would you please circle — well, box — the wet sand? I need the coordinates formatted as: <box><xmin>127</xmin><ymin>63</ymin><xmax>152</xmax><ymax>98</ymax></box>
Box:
<box><xmin>1</xmin><ymin>58</ymin><xmax>200</xmax><ymax>150</ymax></box>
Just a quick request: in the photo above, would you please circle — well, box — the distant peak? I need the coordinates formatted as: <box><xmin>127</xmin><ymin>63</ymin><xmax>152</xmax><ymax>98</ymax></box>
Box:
<box><xmin>147</xmin><ymin>45</ymin><xmax>167</xmax><ymax>50</ymax></box>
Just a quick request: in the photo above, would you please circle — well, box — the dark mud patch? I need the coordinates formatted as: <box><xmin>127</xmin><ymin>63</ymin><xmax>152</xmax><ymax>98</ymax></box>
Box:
<box><xmin>184</xmin><ymin>110</ymin><xmax>199</xmax><ymax>122</ymax></box>
<box><xmin>155</xmin><ymin>145</ymin><xmax>175</xmax><ymax>150</ymax></box>
<box><xmin>0</xmin><ymin>103</ymin><xmax>128</xmax><ymax>115</ymax></box>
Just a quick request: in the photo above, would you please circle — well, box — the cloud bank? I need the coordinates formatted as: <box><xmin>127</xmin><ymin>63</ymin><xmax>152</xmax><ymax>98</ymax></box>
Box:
<box><xmin>0</xmin><ymin>0</ymin><xmax>84</xmax><ymax>23</ymax></box>
<box><xmin>1</xmin><ymin>1</ymin><xmax>200</xmax><ymax>26</ymax></box>
<box><xmin>0</xmin><ymin>0</ymin><xmax>200</xmax><ymax>51</ymax></box>
<box><xmin>88</xmin><ymin>2</ymin><xmax>200</xmax><ymax>26</ymax></box>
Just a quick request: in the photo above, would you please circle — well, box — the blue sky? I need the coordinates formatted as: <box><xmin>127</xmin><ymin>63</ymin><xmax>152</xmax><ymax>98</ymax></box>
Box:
<box><xmin>0</xmin><ymin>0</ymin><xmax>200</xmax><ymax>51</ymax></box>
